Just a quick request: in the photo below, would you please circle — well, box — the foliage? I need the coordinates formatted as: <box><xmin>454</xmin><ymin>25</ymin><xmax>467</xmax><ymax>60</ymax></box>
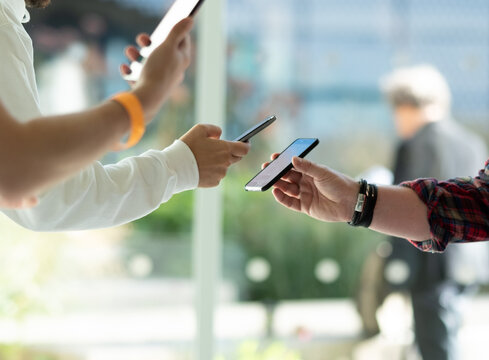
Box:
<box><xmin>216</xmin><ymin>341</ymin><xmax>302</xmax><ymax>360</ymax></box>
<box><xmin>131</xmin><ymin>191</ymin><xmax>194</xmax><ymax>235</ymax></box>
<box><xmin>130</xmin><ymin>172</ymin><xmax>385</xmax><ymax>301</ymax></box>
<box><xmin>223</xmin><ymin>174</ymin><xmax>384</xmax><ymax>300</ymax></box>
<box><xmin>0</xmin><ymin>216</ymin><xmax>65</xmax><ymax>319</ymax></box>
<box><xmin>0</xmin><ymin>345</ymin><xmax>69</xmax><ymax>360</ymax></box>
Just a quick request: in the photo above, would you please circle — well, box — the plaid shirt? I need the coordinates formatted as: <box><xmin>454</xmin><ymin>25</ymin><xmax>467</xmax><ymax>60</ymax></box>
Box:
<box><xmin>401</xmin><ymin>159</ymin><xmax>489</xmax><ymax>253</ymax></box>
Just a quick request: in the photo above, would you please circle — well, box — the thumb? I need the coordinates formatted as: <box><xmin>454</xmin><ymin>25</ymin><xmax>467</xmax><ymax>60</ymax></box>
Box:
<box><xmin>199</xmin><ymin>124</ymin><xmax>222</xmax><ymax>139</ymax></box>
<box><xmin>167</xmin><ymin>18</ymin><xmax>194</xmax><ymax>45</ymax></box>
<box><xmin>292</xmin><ymin>157</ymin><xmax>328</xmax><ymax>180</ymax></box>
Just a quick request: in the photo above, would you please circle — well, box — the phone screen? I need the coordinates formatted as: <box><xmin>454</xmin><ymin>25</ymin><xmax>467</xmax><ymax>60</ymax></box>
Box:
<box><xmin>140</xmin><ymin>0</ymin><xmax>203</xmax><ymax>58</ymax></box>
<box><xmin>125</xmin><ymin>0</ymin><xmax>205</xmax><ymax>81</ymax></box>
<box><xmin>245</xmin><ymin>138</ymin><xmax>319</xmax><ymax>192</ymax></box>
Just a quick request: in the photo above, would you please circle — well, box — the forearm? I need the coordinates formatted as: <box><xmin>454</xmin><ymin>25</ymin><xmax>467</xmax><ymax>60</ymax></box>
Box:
<box><xmin>26</xmin><ymin>101</ymin><xmax>129</xmax><ymax>166</ymax></box>
<box><xmin>369</xmin><ymin>185</ymin><xmax>431</xmax><ymax>241</ymax></box>
<box><xmin>2</xmin><ymin>141</ymin><xmax>199</xmax><ymax>231</ymax></box>
<box><xmin>0</xmin><ymin>80</ymin><xmax>171</xmax><ymax>203</ymax></box>
<box><xmin>0</xmin><ymin>100</ymin><xmax>130</xmax><ymax>201</ymax></box>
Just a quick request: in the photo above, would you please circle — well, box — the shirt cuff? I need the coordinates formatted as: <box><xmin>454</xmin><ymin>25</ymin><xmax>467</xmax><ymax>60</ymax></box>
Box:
<box><xmin>400</xmin><ymin>179</ymin><xmax>447</xmax><ymax>253</ymax></box>
<box><xmin>161</xmin><ymin>139</ymin><xmax>199</xmax><ymax>193</ymax></box>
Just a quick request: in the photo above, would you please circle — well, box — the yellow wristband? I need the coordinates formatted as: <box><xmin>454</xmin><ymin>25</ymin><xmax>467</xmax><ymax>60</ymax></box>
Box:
<box><xmin>112</xmin><ymin>92</ymin><xmax>145</xmax><ymax>150</ymax></box>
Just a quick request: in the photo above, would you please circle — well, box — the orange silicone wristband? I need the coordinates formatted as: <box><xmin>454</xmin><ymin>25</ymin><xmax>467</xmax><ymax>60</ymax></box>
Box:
<box><xmin>112</xmin><ymin>92</ymin><xmax>145</xmax><ymax>150</ymax></box>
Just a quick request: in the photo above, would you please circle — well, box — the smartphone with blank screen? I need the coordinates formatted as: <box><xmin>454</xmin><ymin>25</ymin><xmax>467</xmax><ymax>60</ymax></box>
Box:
<box><xmin>124</xmin><ymin>0</ymin><xmax>206</xmax><ymax>81</ymax></box>
<box><xmin>234</xmin><ymin>115</ymin><xmax>277</xmax><ymax>142</ymax></box>
<box><xmin>245</xmin><ymin>138</ymin><xmax>319</xmax><ymax>192</ymax></box>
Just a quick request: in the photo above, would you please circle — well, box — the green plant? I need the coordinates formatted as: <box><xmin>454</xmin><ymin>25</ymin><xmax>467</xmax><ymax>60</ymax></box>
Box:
<box><xmin>130</xmin><ymin>171</ymin><xmax>384</xmax><ymax>300</ymax></box>
<box><xmin>217</xmin><ymin>341</ymin><xmax>302</xmax><ymax>360</ymax></box>
<box><xmin>0</xmin><ymin>217</ymin><xmax>65</xmax><ymax>319</ymax></box>
<box><xmin>0</xmin><ymin>345</ymin><xmax>75</xmax><ymax>360</ymax></box>
<box><xmin>131</xmin><ymin>191</ymin><xmax>194</xmax><ymax>235</ymax></box>
<box><xmin>222</xmin><ymin>173</ymin><xmax>385</xmax><ymax>301</ymax></box>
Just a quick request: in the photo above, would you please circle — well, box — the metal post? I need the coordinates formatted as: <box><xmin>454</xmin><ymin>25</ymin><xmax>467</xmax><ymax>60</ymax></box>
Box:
<box><xmin>193</xmin><ymin>0</ymin><xmax>226</xmax><ymax>359</ymax></box>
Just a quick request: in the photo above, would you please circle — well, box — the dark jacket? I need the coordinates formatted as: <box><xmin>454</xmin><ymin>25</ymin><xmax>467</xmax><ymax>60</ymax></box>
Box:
<box><xmin>389</xmin><ymin>120</ymin><xmax>489</xmax><ymax>291</ymax></box>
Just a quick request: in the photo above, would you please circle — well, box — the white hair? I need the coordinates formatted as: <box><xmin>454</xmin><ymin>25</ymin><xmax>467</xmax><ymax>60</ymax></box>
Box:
<box><xmin>381</xmin><ymin>65</ymin><xmax>452</xmax><ymax>121</ymax></box>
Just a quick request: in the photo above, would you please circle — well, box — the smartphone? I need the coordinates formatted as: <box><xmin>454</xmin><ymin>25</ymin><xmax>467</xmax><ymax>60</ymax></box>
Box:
<box><xmin>245</xmin><ymin>138</ymin><xmax>319</xmax><ymax>192</ymax></box>
<box><xmin>124</xmin><ymin>0</ymin><xmax>206</xmax><ymax>81</ymax></box>
<box><xmin>234</xmin><ymin>115</ymin><xmax>277</xmax><ymax>142</ymax></box>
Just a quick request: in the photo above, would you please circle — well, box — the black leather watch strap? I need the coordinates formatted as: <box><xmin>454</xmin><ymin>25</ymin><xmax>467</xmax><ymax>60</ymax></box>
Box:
<box><xmin>348</xmin><ymin>179</ymin><xmax>367</xmax><ymax>226</ymax></box>
<box><xmin>348</xmin><ymin>180</ymin><xmax>378</xmax><ymax>228</ymax></box>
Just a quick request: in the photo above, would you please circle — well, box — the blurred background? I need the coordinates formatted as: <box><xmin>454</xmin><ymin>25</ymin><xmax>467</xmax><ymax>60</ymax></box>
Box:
<box><xmin>1</xmin><ymin>0</ymin><xmax>489</xmax><ymax>359</ymax></box>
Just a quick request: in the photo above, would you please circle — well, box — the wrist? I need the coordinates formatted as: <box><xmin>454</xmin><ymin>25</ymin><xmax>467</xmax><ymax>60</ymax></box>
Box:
<box><xmin>343</xmin><ymin>180</ymin><xmax>361</xmax><ymax>222</ymax></box>
<box><xmin>132</xmin><ymin>84</ymin><xmax>161</xmax><ymax>123</ymax></box>
<box><xmin>105</xmin><ymin>100</ymin><xmax>131</xmax><ymax>136</ymax></box>
<box><xmin>347</xmin><ymin>180</ymin><xmax>378</xmax><ymax>227</ymax></box>
<box><xmin>111</xmin><ymin>92</ymin><xmax>146</xmax><ymax>150</ymax></box>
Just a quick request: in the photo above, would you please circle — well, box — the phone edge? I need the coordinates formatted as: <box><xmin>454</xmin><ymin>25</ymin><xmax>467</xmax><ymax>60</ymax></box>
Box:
<box><xmin>244</xmin><ymin>138</ymin><xmax>319</xmax><ymax>192</ymax></box>
<box><xmin>234</xmin><ymin>115</ymin><xmax>277</xmax><ymax>142</ymax></box>
<box><xmin>189</xmin><ymin>0</ymin><xmax>206</xmax><ymax>17</ymax></box>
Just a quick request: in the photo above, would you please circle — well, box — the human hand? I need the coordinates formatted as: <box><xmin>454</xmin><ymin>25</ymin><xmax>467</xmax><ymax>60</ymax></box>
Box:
<box><xmin>120</xmin><ymin>32</ymin><xmax>151</xmax><ymax>88</ymax></box>
<box><xmin>181</xmin><ymin>124</ymin><xmax>250</xmax><ymax>187</ymax></box>
<box><xmin>120</xmin><ymin>18</ymin><xmax>194</xmax><ymax>122</ymax></box>
<box><xmin>0</xmin><ymin>195</ymin><xmax>38</xmax><ymax>209</ymax></box>
<box><xmin>263</xmin><ymin>154</ymin><xmax>359</xmax><ymax>222</ymax></box>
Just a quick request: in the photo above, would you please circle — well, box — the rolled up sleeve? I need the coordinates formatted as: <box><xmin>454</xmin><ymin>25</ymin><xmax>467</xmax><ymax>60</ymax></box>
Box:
<box><xmin>401</xmin><ymin>160</ymin><xmax>489</xmax><ymax>253</ymax></box>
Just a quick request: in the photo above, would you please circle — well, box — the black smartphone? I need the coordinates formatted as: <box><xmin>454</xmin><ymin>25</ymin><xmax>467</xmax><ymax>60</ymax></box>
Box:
<box><xmin>245</xmin><ymin>138</ymin><xmax>319</xmax><ymax>192</ymax></box>
<box><xmin>125</xmin><ymin>0</ymin><xmax>206</xmax><ymax>81</ymax></box>
<box><xmin>234</xmin><ymin>115</ymin><xmax>277</xmax><ymax>142</ymax></box>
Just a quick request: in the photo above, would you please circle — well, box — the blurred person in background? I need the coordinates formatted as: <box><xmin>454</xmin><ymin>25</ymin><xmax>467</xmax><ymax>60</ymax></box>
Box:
<box><xmin>0</xmin><ymin>0</ymin><xmax>249</xmax><ymax>230</ymax></box>
<box><xmin>379</xmin><ymin>65</ymin><xmax>489</xmax><ymax>360</ymax></box>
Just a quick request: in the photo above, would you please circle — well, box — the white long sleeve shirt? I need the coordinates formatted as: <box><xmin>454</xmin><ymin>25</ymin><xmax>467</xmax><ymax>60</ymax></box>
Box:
<box><xmin>0</xmin><ymin>0</ymin><xmax>199</xmax><ymax>231</ymax></box>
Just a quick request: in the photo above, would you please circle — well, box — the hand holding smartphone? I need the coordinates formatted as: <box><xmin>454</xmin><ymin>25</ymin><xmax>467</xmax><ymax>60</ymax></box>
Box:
<box><xmin>245</xmin><ymin>138</ymin><xmax>319</xmax><ymax>192</ymax></box>
<box><xmin>124</xmin><ymin>0</ymin><xmax>206</xmax><ymax>81</ymax></box>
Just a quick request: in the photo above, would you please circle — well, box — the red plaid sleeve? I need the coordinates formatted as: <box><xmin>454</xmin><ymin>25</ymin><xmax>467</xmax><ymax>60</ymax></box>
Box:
<box><xmin>400</xmin><ymin>159</ymin><xmax>489</xmax><ymax>253</ymax></box>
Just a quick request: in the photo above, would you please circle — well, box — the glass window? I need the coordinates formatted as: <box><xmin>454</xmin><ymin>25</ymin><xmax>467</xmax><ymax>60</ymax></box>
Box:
<box><xmin>218</xmin><ymin>0</ymin><xmax>489</xmax><ymax>358</ymax></box>
<box><xmin>1</xmin><ymin>0</ymin><xmax>489</xmax><ymax>359</ymax></box>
